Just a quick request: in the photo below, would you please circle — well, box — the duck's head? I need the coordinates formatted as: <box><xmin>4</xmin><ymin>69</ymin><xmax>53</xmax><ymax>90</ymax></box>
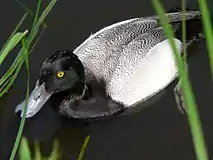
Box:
<box><xmin>15</xmin><ymin>50</ymin><xmax>85</xmax><ymax>118</ymax></box>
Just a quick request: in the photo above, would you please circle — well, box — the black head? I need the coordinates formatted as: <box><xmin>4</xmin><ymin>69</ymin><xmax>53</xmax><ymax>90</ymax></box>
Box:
<box><xmin>15</xmin><ymin>50</ymin><xmax>86</xmax><ymax>118</ymax></box>
<box><xmin>39</xmin><ymin>50</ymin><xmax>85</xmax><ymax>93</ymax></box>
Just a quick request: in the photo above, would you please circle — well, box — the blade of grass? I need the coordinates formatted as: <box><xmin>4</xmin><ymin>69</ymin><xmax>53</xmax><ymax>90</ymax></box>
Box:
<box><xmin>34</xmin><ymin>141</ymin><xmax>42</xmax><ymax>160</ymax></box>
<box><xmin>16</xmin><ymin>0</ymin><xmax>47</xmax><ymax>28</ymax></box>
<box><xmin>0</xmin><ymin>13</ymin><xmax>28</xmax><ymax>90</ymax></box>
<box><xmin>2</xmin><ymin>0</ymin><xmax>43</xmax><ymax>71</ymax></box>
<box><xmin>31</xmin><ymin>0</ymin><xmax>42</xmax><ymax>33</ymax></box>
<box><xmin>47</xmin><ymin>140</ymin><xmax>60</xmax><ymax>160</ymax></box>
<box><xmin>0</xmin><ymin>75</ymin><xmax>12</xmax><ymax>93</ymax></box>
<box><xmin>19</xmin><ymin>137</ymin><xmax>32</xmax><ymax>160</ymax></box>
<box><xmin>10</xmin><ymin>13</ymin><xmax>28</xmax><ymax>38</ymax></box>
<box><xmin>29</xmin><ymin>25</ymin><xmax>46</xmax><ymax>54</ymax></box>
<box><xmin>0</xmin><ymin>52</ymin><xmax>25</xmax><ymax>97</ymax></box>
<box><xmin>0</xmin><ymin>13</ymin><xmax>28</xmax><ymax>55</ymax></box>
<box><xmin>181</xmin><ymin>0</ymin><xmax>187</xmax><ymax>60</ymax></box>
<box><xmin>77</xmin><ymin>136</ymin><xmax>90</xmax><ymax>160</ymax></box>
<box><xmin>0</xmin><ymin>57</ymin><xmax>24</xmax><ymax>96</ymax></box>
<box><xmin>30</xmin><ymin>0</ymin><xmax>57</xmax><ymax>40</ymax></box>
<box><xmin>0</xmin><ymin>26</ymin><xmax>46</xmax><ymax>95</ymax></box>
<box><xmin>8</xmin><ymin>1</ymin><xmax>57</xmax><ymax>159</ymax></box>
<box><xmin>19</xmin><ymin>138</ymin><xmax>60</xmax><ymax>160</ymax></box>
<box><xmin>0</xmin><ymin>19</ymin><xmax>45</xmax><ymax>90</ymax></box>
<box><xmin>13</xmin><ymin>0</ymin><xmax>57</xmax><ymax>67</ymax></box>
<box><xmin>0</xmin><ymin>13</ymin><xmax>28</xmax><ymax>54</ymax></box>
<box><xmin>16</xmin><ymin>0</ymin><xmax>33</xmax><ymax>17</ymax></box>
<box><xmin>9</xmin><ymin>37</ymin><xmax>30</xmax><ymax>160</ymax></box>
<box><xmin>198</xmin><ymin>0</ymin><xmax>213</xmax><ymax>77</ymax></box>
<box><xmin>152</xmin><ymin>1</ymin><xmax>208</xmax><ymax>160</ymax></box>
<box><xmin>0</xmin><ymin>0</ymin><xmax>57</xmax><ymax>98</ymax></box>
<box><xmin>0</xmin><ymin>30</ymin><xmax>28</xmax><ymax>65</ymax></box>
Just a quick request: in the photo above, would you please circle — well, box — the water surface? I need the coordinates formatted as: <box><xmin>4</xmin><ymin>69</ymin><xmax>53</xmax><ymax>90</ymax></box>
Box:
<box><xmin>0</xmin><ymin>0</ymin><xmax>213</xmax><ymax>159</ymax></box>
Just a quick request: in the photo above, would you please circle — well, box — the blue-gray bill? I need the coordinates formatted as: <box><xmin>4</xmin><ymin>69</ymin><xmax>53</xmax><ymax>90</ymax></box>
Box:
<box><xmin>15</xmin><ymin>81</ymin><xmax>52</xmax><ymax>118</ymax></box>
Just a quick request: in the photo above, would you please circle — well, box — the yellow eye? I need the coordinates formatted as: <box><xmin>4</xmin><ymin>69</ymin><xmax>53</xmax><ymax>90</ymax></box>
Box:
<box><xmin>56</xmin><ymin>71</ymin><xmax>65</xmax><ymax>78</ymax></box>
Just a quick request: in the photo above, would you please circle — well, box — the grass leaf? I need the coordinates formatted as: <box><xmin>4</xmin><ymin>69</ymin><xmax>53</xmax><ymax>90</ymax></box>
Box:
<box><xmin>0</xmin><ymin>13</ymin><xmax>28</xmax><ymax>55</ymax></box>
<box><xmin>8</xmin><ymin>1</ymin><xmax>57</xmax><ymax>159</ymax></box>
<box><xmin>32</xmin><ymin>0</ymin><xmax>42</xmax><ymax>33</ymax></box>
<box><xmin>198</xmin><ymin>0</ymin><xmax>213</xmax><ymax>77</ymax></box>
<box><xmin>77</xmin><ymin>136</ymin><xmax>90</xmax><ymax>160</ymax></box>
<box><xmin>16</xmin><ymin>0</ymin><xmax>34</xmax><ymax>17</ymax></box>
<box><xmin>0</xmin><ymin>30</ymin><xmax>28</xmax><ymax>65</ymax></box>
<box><xmin>152</xmin><ymin>0</ymin><xmax>208</xmax><ymax>160</ymax></box>
<box><xmin>34</xmin><ymin>141</ymin><xmax>43</xmax><ymax>160</ymax></box>
<box><xmin>47</xmin><ymin>140</ymin><xmax>60</xmax><ymax>160</ymax></box>
<box><xmin>0</xmin><ymin>26</ymin><xmax>46</xmax><ymax>96</ymax></box>
<box><xmin>181</xmin><ymin>0</ymin><xmax>187</xmax><ymax>60</ymax></box>
<box><xmin>0</xmin><ymin>0</ymin><xmax>57</xmax><ymax>98</ymax></box>
<box><xmin>19</xmin><ymin>137</ymin><xmax>32</xmax><ymax>160</ymax></box>
<box><xmin>33</xmin><ymin>0</ymin><xmax>57</xmax><ymax>36</ymax></box>
<box><xmin>16</xmin><ymin>0</ymin><xmax>47</xmax><ymax>28</ymax></box>
<box><xmin>9</xmin><ymin>37</ymin><xmax>30</xmax><ymax>160</ymax></box>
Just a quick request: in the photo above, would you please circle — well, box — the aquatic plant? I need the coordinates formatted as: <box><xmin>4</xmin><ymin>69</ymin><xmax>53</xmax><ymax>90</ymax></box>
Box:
<box><xmin>0</xmin><ymin>0</ymin><xmax>57</xmax><ymax>159</ymax></box>
<box><xmin>152</xmin><ymin>0</ymin><xmax>212</xmax><ymax>160</ymax></box>
<box><xmin>18</xmin><ymin>136</ymin><xmax>90</xmax><ymax>160</ymax></box>
<box><xmin>0</xmin><ymin>1</ymin><xmax>90</xmax><ymax>159</ymax></box>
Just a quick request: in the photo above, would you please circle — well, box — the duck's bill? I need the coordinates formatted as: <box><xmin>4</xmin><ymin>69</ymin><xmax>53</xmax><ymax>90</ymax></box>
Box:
<box><xmin>15</xmin><ymin>81</ymin><xmax>53</xmax><ymax>118</ymax></box>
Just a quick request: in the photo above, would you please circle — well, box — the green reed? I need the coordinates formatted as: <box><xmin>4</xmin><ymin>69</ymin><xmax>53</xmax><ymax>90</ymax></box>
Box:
<box><xmin>18</xmin><ymin>135</ymin><xmax>90</xmax><ymax>160</ymax></box>
<box><xmin>152</xmin><ymin>0</ymin><xmax>211</xmax><ymax>160</ymax></box>
<box><xmin>0</xmin><ymin>0</ymin><xmax>57</xmax><ymax>159</ymax></box>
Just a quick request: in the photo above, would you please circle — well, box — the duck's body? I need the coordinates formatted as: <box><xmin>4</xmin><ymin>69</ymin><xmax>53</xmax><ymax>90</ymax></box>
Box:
<box><xmin>73</xmin><ymin>11</ymin><xmax>202</xmax><ymax>108</ymax></box>
<box><xmin>15</xmin><ymin>10</ymin><xmax>204</xmax><ymax>120</ymax></box>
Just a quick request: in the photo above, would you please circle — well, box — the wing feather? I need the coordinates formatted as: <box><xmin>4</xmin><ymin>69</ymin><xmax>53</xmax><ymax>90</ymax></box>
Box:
<box><xmin>73</xmin><ymin>11</ymin><xmax>200</xmax><ymax>106</ymax></box>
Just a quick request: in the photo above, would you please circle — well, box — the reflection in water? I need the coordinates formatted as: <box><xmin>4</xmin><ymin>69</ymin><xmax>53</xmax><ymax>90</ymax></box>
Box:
<box><xmin>0</xmin><ymin>87</ymin><xmax>89</xmax><ymax>160</ymax></box>
<box><xmin>46</xmin><ymin>124</ymin><xmax>88</xmax><ymax>159</ymax></box>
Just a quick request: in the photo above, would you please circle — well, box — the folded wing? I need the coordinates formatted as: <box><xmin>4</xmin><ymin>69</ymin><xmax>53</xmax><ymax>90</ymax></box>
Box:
<box><xmin>73</xmin><ymin>11</ymin><xmax>200</xmax><ymax>106</ymax></box>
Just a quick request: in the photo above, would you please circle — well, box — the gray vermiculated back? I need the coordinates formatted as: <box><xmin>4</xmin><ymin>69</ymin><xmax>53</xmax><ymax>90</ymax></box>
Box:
<box><xmin>73</xmin><ymin>11</ymin><xmax>200</xmax><ymax>103</ymax></box>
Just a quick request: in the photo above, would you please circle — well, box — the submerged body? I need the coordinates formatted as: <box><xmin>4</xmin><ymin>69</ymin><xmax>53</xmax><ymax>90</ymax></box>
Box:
<box><xmin>15</xmin><ymin>10</ymin><xmax>204</xmax><ymax>120</ymax></box>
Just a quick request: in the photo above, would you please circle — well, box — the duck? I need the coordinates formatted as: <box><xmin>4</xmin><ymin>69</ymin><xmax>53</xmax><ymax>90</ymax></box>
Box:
<box><xmin>15</xmin><ymin>8</ymin><xmax>204</xmax><ymax>120</ymax></box>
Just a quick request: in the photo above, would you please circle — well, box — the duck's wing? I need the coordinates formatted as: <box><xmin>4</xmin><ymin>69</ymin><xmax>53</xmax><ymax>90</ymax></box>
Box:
<box><xmin>73</xmin><ymin>11</ymin><xmax>200</xmax><ymax>107</ymax></box>
<box><xmin>73</xmin><ymin>11</ymin><xmax>200</xmax><ymax>79</ymax></box>
<box><xmin>108</xmin><ymin>37</ymin><xmax>182</xmax><ymax>108</ymax></box>
<box><xmin>73</xmin><ymin>11</ymin><xmax>200</xmax><ymax>54</ymax></box>
<box><xmin>73</xmin><ymin>17</ymin><xmax>160</xmax><ymax>81</ymax></box>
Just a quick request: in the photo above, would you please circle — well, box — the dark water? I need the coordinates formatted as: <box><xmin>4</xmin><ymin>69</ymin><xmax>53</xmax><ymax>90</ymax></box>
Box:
<box><xmin>1</xmin><ymin>0</ymin><xmax>213</xmax><ymax>159</ymax></box>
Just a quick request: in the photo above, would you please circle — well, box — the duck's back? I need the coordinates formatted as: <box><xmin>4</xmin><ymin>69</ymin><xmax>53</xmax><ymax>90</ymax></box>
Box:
<box><xmin>73</xmin><ymin>11</ymin><xmax>201</xmax><ymax>107</ymax></box>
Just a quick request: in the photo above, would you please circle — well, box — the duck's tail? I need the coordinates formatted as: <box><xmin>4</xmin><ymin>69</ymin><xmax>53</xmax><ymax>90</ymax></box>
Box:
<box><xmin>179</xmin><ymin>18</ymin><xmax>205</xmax><ymax>57</ymax></box>
<box><xmin>174</xmin><ymin>15</ymin><xmax>204</xmax><ymax>45</ymax></box>
<box><xmin>167</xmin><ymin>7</ymin><xmax>207</xmax><ymax>57</ymax></box>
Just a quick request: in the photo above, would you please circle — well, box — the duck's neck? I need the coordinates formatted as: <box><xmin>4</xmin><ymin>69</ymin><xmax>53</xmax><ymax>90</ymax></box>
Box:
<box><xmin>66</xmin><ymin>80</ymin><xmax>91</xmax><ymax>102</ymax></box>
<box><xmin>73</xmin><ymin>81</ymin><xmax>90</xmax><ymax>100</ymax></box>
<box><xmin>50</xmin><ymin>80</ymin><xmax>90</xmax><ymax>110</ymax></box>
